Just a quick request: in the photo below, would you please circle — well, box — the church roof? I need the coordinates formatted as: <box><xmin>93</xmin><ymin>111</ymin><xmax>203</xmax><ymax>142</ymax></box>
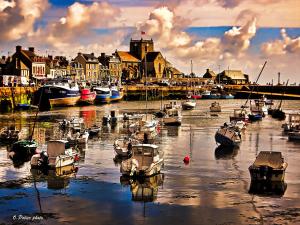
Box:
<box><xmin>116</xmin><ymin>51</ymin><xmax>140</xmax><ymax>62</ymax></box>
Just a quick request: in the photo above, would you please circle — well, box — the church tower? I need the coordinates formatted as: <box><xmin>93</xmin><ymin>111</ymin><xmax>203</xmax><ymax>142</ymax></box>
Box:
<box><xmin>129</xmin><ymin>38</ymin><xmax>154</xmax><ymax>60</ymax></box>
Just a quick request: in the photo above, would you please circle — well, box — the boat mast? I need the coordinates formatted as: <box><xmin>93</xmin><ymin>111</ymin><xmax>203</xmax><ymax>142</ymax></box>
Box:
<box><xmin>278</xmin><ymin>79</ymin><xmax>289</xmax><ymax>110</ymax></box>
<box><xmin>243</xmin><ymin>61</ymin><xmax>267</xmax><ymax>109</ymax></box>
<box><xmin>145</xmin><ymin>47</ymin><xmax>148</xmax><ymax>120</ymax></box>
<box><xmin>29</xmin><ymin>88</ymin><xmax>43</xmax><ymax>141</ymax></box>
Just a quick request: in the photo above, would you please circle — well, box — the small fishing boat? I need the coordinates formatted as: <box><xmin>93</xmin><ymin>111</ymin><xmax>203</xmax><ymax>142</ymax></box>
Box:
<box><xmin>215</xmin><ymin>127</ymin><xmax>241</xmax><ymax>147</ymax></box>
<box><xmin>15</xmin><ymin>104</ymin><xmax>38</xmax><ymax>110</ymax></box>
<box><xmin>114</xmin><ymin>138</ymin><xmax>139</xmax><ymax>157</ymax></box>
<box><xmin>210</xmin><ymin>102</ymin><xmax>221</xmax><ymax>112</ymax></box>
<box><xmin>67</xmin><ymin>131</ymin><xmax>89</xmax><ymax>145</ymax></box>
<box><xmin>78</xmin><ymin>88</ymin><xmax>96</xmax><ymax>105</ymax></box>
<box><xmin>249</xmin><ymin>151</ymin><xmax>288</xmax><ymax>182</ymax></box>
<box><xmin>88</xmin><ymin>125</ymin><xmax>101</xmax><ymax>136</ymax></box>
<box><xmin>250</xmin><ymin>99</ymin><xmax>268</xmax><ymax>116</ymax></box>
<box><xmin>59</xmin><ymin>118</ymin><xmax>85</xmax><ymax>133</ymax></box>
<box><xmin>163</xmin><ymin>108</ymin><xmax>182</xmax><ymax>126</ymax></box>
<box><xmin>31</xmin><ymin>140</ymin><xmax>79</xmax><ymax>169</ymax></box>
<box><xmin>220</xmin><ymin>93</ymin><xmax>234</xmax><ymax>99</ymax></box>
<box><xmin>123</xmin><ymin>113</ymin><xmax>144</xmax><ymax>121</ymax></box>
<box><xmin>230</xmin><ymin>108</ymin><xmax>249</xmax><ymax>122</ymax></box>
<box><xmin>110</xmin><ymin>86</ymin><xmax>124</xmax><ymax>102</ymax></box>
<box><xmin>248</xmin><ymin>113</ymin><xmax>263</xmax><ymax>122</ymax></box>
<box><xmin>282</xmin><ymin>113</ymin><xmax>300</xmax><ymax>132</ymax></box>
<box><xmin>120</xmin><ymin>144</ymin><xmax>164</xmax><ymax>177</ymax></box>
<box><xmin>0</xmin><ymin>127</ymin><xmax>19</xmax><ymax>143</ymax></box>
<box><xmin>272</xmin><ymin>108</ymin><xmax>286</xmax><ymax>120</ymax></box>
<box><xmin>94</xmin><ymin>86</ymin><xmax>111</xmax><ymax>103</ymax></box>
<box><xmin>288</xmin><ymin>131</ymin><xmax>300</xmax><ymax>141</ymax></box>
<box><xmin>182</xmin><ymin>99</ymin><xmax>196</xmax><ymax>110</ymax></box>
<box><xmin>222</xmin><ymin>120</ymin><xmax>246</xmax><ymax>132</ymax></box>
<box><xmin>40</xmin><ymin>80</ymin><xmax>81</xmax><ymax>107</ymax></box>
<box><xmin>9</xmin><ymin>139</ymin><xmax>38</xmax><ymax>157</ymax></box>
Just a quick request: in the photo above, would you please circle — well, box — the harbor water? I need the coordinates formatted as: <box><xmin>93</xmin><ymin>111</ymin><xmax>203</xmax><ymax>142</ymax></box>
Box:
<box><xmin>1</xmin><ymin>100</ymin><xmax>300</xmax><ymax>225</ymax></box>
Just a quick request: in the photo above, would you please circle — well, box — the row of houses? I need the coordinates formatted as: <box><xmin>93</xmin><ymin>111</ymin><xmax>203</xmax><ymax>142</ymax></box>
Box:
<box><xmin>0</xmin><ymin>39</ymin><xmax>249</xmax><ymax>85</ymax></box>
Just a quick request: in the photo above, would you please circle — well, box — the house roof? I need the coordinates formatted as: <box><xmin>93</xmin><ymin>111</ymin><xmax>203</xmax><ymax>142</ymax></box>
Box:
<box><xmin>169</xmin><ymin>67</ymin><xmax>183</xmax><ymax>75</ymax></box>
<box><xmin>21</xmin><ymin>50</ymin><xmax>36</xmax><ymax>61</ymax></box>
<box><xmin>203</xmin><ymin>69</ymin><xmax>216</xmax><ymax>78</ymax></box>
<box><xmin>222</xmin><ymin>70</ymin><xmax>246</xmax><ymax>80</ymax></box>
<box><xmin>82</xmin><ymin>53</ymin><xmax>98</xmax><ymax>63</ymax></box>
<box><xmin>253</xmin><ymin>151</ymin><xmax>284</xmax><ymax>169</ymax></box>
<box><xmin>116</xmin><ymin>51</ymin><xmax>140</xmax><ymax>62</ymax></box>
<box><xmin>145</xmin><ymin>52</ymin><xmax>161</xmax><ymax>62</ymax></box>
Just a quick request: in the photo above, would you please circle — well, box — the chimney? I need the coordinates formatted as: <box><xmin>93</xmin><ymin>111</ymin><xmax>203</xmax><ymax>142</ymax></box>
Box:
<box><xmin>278</xmin><ymin>72</ymin><xmax>281</xmax><ymax>85</ymax></box>
<box><xmin>2</xmin><ymin>56</ymin><xmax>5</xmax><ymax>61</ymax></box>
<box><xmin>101</xmin><ymin>53</ymin><xmax>105</xmax><ymax>57</ymax></box>
<box><xmin>91</xmin><ymin>53</ymin><xmax>94</xmax><ymax>57</ymax></box>
<box><xmin>48</xmin><ymin>55</ymin><xmax>53</xmax><ymax>60</ymax></box>
<box><xmin>16</xmin><ymin>45</ymin><xmax>22</xmax><ymax>52</ymax></box>
<box><xmin>206</xmin><ymin>68</ymin><xmax>209</xmax><ymax>72</ymax></box>
<box><xmin>28</xmin><ymin>47</ymin><xmax>34</xmax><ymax>52</ymax></box>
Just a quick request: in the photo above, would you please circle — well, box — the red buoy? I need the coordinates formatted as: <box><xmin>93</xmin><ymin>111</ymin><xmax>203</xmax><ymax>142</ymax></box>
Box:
<box><xmin>183</xmin><ymin>155</ymin><xmax>190</xmax><ymax>164</ymax></box>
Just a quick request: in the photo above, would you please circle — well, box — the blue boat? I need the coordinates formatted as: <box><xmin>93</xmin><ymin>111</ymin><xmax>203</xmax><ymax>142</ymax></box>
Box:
<box><xmin>110</xmin><ymin>86</ymin><xmax>124</xmax><ymax>102</ymax></box>
<box><xmin>94</xmin><ymin>87</ymin><xmax>111</xmax><ymax>103</ymax></box>
<box><xmin>201</xmin><ymin>90</ymin><xmax>220</xmax><ymax>99</ymax></box>
<box><xmin>220</xmin><ymin>94</ymin><xmax>234</xmax><ymax>99</ymax></box>
<box><xmin>248</xmin><ymin>113</ymin><xmax>263</xmax><ymax>122</ymax></box>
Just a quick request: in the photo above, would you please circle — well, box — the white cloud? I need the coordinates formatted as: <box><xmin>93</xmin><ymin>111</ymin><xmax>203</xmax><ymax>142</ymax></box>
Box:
<box><xmin>261</xmin><ymin>29</ymin><xmax>300</xmax><ymax>56</ymax></box>
<box><xmin>0</xmin><ymin>0</ymin><xmax>49</xmax><ymax>41</ymax></box>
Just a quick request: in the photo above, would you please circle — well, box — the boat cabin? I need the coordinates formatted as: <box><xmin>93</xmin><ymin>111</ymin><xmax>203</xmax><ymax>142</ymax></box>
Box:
<box><xmin>249</xmin><ymin>151</ymin><xmax>288</xmax><ymax>182</ymax></box>
<box><xmin>47</xmin><ymin>140</ymin><xmax>71</xmax><ymax>166</ymax></box>
<box><xmin>132</xmin><ymin>144</ymin><xmax>161</xmax><ymax>169</ymax></box>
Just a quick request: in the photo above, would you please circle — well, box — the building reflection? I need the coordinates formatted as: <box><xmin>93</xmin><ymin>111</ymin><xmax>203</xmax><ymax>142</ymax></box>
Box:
<box><xmin>120</xmin><ymin>173</ymin><xmax>164</xmax><ymax>202</ymax></box>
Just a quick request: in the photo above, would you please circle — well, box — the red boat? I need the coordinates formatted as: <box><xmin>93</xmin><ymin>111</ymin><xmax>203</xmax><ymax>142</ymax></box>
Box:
<box><xmin>191</xmin><ymin>94</ymin><xmax>202</xmax><ymax>99</ymax></box>
<box><xmin>79</xmin><ymin>88</ymin><xmax>96</xmax><ymax>105</ymax></box>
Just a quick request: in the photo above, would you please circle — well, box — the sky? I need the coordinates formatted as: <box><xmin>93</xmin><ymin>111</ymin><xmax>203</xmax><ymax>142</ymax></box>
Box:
<box><xmin>0</xmin><ymin>0</ymin><xmax>300</xmax><ymax>84</ymax></box>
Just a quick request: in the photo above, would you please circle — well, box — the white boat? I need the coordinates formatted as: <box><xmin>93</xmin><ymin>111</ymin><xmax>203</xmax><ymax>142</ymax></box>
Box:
<box><xmin>67</xmin><ymin>130</ymin><xmax>89</xmax><ymax>145</ymax></box>
<box><xmin>230</xmin><ymin>108</ymin><xmax>249</xmax><ymax>122</ymax></box>
<box><xmin>163</xmin><ymin>101</ymin><xmax>181</xmax><ymax>111</ymax></box>
<box><xmin>222</xmin><ymin>120</ymin><xmax>246</xmax><ymax>132</ymax></box>
<box><xmin>210</xmin><ymin>102</ymin><xmax>221</xmax><ymax>112</ymax></box>
<box><xmin>182</xmin><ymin>99</ymin><xmax>196</xmax><ymax>110</ymax></box>
<box><xmin>120</xmin><ymin>144</ymin><xmax>164</xmax><ymax>177</ymax></box>
<box><xmin>288</xmin><ymin>131</ymin><xmax>300</xmax><ymax>141</ymax></box>
<box><xmin>31</xmin><ymin>140</ymin><xmax>78</xmax><ymax>169</ymax></box>
<box><xmin>163</xmin><ymin>108</ymin><xmax>182</xmax><ymax>126</ymax></box>
<box><xmin>282</xmin><ymin>113</ymin><xmax>300</xmax><ymax>132</ymax></box>
<box><xmin>114</xmin><ymin>138</ymin><xmax>140</xmax><ymax>157</ymax></box>
<box><xmin>59</xmin><ymin>118</ymin><xmax>85</xmax><ymax>132</ymax></box>
<box><xmin>250</xmin><ymin>99</ymin><xmax>268</xmax><ymax>116</ymax></box>
<box><xmin>123</xmin><ymin>113</ymin><xmax>144</xmax><ymax>121</ymax></box>
<box><xmin>215</xmin><ymin>127</ymin><xmax>241</xmax><ymax>147</ymax></box>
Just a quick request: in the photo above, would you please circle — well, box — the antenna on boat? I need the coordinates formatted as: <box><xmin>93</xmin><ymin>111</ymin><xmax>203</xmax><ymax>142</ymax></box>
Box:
<box><xmin>242</xmin><ymin>61</ymin><xmax>267</xmax><ymax>109</ymax></box>
<box><xmin>278</xmin><ymin>79</ymin><xmax>289</xmax><ymax>110</ymax></box>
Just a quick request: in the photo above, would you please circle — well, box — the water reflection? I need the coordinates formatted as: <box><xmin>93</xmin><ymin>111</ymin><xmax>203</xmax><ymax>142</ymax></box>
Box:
<box><xmin>31</xmin><ymin>165</ymin><xmax>78</xmax><ymax>190</ymax></box>
<box><xmin>249</xmin><ymin>181</ymin><xmax>287</xmax><ymax>197</ymax></box>
<box><xmin>214</xmin><ymin>145</ymin><xmax>239</xmax><ymax>160</ymax></box>
<box><xmin>120</xmin><ymin>173</ymin><xmax>164</xmax><ymax>202</ymax></box>
<box><xmin>166</xmin><ymin>126</ymin><xmax>179</xmax><ymax>137</ymax></box>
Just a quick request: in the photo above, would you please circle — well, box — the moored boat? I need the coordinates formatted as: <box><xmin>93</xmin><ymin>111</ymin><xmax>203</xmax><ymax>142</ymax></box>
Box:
<box><xmin>210</xmin><ymin>102</ymin><xmax>221</xmax><ymax>112</ymax></box>
<box><xmin>31</xmin><ymin>140</ymin><xmax>79</xmax><ymax>169</ymax></box>
<box><xmin>41</xmin><ymin>80</ymin><xmax>80</xmax><ymax>107</ymax></box>
<box><xmin>215</xmin><ymin>127</ymin><xmax>241</xmax><ymax>147</ymax></box>
<box><xmin>230</xmin><ymin>108</ymin><xmax>249</xmax><ymax>122</ymax></box>
<box><xmin>94</xmin><ymin>86</ymin><xmax>111</xmax><ymax>103</ymax></box>
<box><xmin>9</xmin><ymin>139</ymin><xmax>38</xmax><ymax>157</ymax></box>
<box><xmin>78</xmin><ymin>88</ymin><xmax>96</xmax><ymax>105</ymax></box>
<box><xmin>114</xmin><ymin>138</ymin><xmax>140</xmax><ymax>157</ymax></box>
<box><xmin>248</xmin><ymin>113</ymin><xmax>263</xmax><ymax>122</ymax></box>
<box><xmin>110</xmin><ymin>86</ymin><xmax>124</xmax><ymax>102</ymax></box>
<box><xmin>249</xmin><ymin>151</ymin><xmax>288</xmax><ymax>182</ymax></box>
<box><xmin>163</xmin><ymin>108</ymin><xmax>182</xmax><ymax>126</ymax></box>
<box><xmin>182</xmin><ymin>99</ymin><xmax>196</xmax><ymax>110</ymax></box>
<box><xmin>288</xmin><ymin>131</ymin><xmax>300</xmax><ymax>141</ymax></box>
<box><xmin>120</xmin><ymin>144</ymin><xmax>164</xmax><ymax>177</ymax></box>
<box><xmin>282</xmin><ymin>113</ymin><xmax>300</xmax><ymax>132</ymax></box>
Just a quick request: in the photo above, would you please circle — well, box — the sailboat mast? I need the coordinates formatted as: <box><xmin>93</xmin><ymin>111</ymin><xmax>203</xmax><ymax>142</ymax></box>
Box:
<box><xmin>30</xmin><ymin>88</ymin><xmax>43</xmax><ymax>141</ymax></box>
<box><xmin>243</xmin><ymin>61</ymin><xmax>267</xmax><ymax>108</ymax></box>
<box><xmin>145</xmin><ymin>50</ymin><xmax>148</xmax><ymax>119</ymax></box>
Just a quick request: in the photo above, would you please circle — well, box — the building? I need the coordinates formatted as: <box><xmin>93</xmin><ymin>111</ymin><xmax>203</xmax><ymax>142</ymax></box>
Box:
<box><xmin>203</xmin><ymin>69</ymin><xmax>217</xmax><ymax>79</ymax></box>
<box><xmin>47</xmin><ymin>56</ymin><xmax>69</xmax><ymax>79</ymax></box>
<box><xmin>70</xmin><ymin>60</ymin><xmax>84</xmax><ymax>81</ymax></box>
<box><xmin>115</xmin><ymin>50</ymin><xmax>140</xmax><ymax>81</ymax></box>
<box><xmin>74</xmin><ymin>53</ymin><xmax>100</xmax><ymax>82</ymax></box>
<box><xmin>216</xmin><ymin>70</ymin><xmax>249</xmax><ymax>85</ymax></box>
<box><xmin>98</xmin><ymin>53</ymin><xmax>122</xmax><ymax>82</ymax></box>
<box><xmin>32</xmin><ymin>56</ymin><xmax>47</xmax><ymax>80</ymax></box>
<box><xmin>143</xmin><ymin>52</ymin><xmax>166</xmax><ymax>79</ymax></box>
<box><xmin>130</xmin><ymin>38</ymin><xmax>154</xmax><ymax>60</ymax></box>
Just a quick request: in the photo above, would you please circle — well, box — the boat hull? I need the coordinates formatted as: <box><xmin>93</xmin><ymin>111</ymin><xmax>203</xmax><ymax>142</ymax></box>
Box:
<box><xmin>110</xmin><ymin>91</ymin><xmax>124</xmax><ymax>102</ymax></box>
<box><xmin>49</xmin><ymin>96</ymin><xmax>80</xmax><ymax>107</ymax></box>
<box><xmin>215</xmin><ymin>130</ymin><xmax>241</xmax><ymax>147</ymax></box>
<box><xmin>249</xmin><ymin>165</ymin><xmax>287</xmax><ymax>182</ymax></box>
<box><xmin>121</xmin><ymin>159</ymin><xmax>164</xmax><ymax>177</ymax></box>
<box><xmin>78</xmin><ymin>93</ymin><xmax>96</xmax><ymax>105</ymax></box>
<box><xmin>95</xmin><ymin>94</ymin><xmax>111</xmax><ymax>103</ymax></box>
<box><xmin>288</xmin><ymin>132</ymin><xmax>300</xmax><ymax>141</ymax></box>
<box><xmin>163</xmin><ymin>117</ymin><xmax>182</xmax><ymax>126</ymax></box>
<box><xmin>182</xmin><ymin>102</ymin><xmax>196</xmax><ymax>110</ymax></box>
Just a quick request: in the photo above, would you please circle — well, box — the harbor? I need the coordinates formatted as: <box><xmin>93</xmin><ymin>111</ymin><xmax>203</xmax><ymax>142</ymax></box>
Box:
<box><xmin>1</xmin><ymin>99</ymin><xmax>300</xmax><ymax>224</ymax></box>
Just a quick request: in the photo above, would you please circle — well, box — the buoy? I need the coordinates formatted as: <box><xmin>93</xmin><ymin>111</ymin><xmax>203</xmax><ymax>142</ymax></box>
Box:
<box><xmin>183</xmin><ymin>155</ymin><xmax>190</xmax><ymax>164</ymax></box>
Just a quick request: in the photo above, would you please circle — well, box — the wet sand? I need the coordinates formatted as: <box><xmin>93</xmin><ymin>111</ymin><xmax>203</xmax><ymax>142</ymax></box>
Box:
<box><xmin>1</xmin><ymin>100</ymin><xmax>300</xmax><ymax>225</ymax></box>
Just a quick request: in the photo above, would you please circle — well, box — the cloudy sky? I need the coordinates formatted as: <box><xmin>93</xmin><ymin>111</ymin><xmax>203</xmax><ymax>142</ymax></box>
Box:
<box><xmin>0</xmin><ymin>0</ymin><xmax>299</xmax><ymax>83</ymax></box>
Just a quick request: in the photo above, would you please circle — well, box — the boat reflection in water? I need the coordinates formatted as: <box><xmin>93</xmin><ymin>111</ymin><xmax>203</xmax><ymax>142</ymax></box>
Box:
<box><xmin>214</xmin><ymin>145</ymin><xmax>239</xmax><ymax>160</ymax></box>
<box><xmin>249</xmin><ymin>181</ymin><xmax>287</xmax><ymax>197</ymax></box>
<box><xmin>120</xmin><ymin>173</ymin><xmax>164</xmax><ymax>202</ymax></box>
<box><xmin>31</xmin><ymin>165</ymin><xmax>78</xmax><ymax>190</ymax></box>
<box><xmin>166</xmin><ymin>126</ymin><xmax>179</xmax><ymax>137</ymax></box>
